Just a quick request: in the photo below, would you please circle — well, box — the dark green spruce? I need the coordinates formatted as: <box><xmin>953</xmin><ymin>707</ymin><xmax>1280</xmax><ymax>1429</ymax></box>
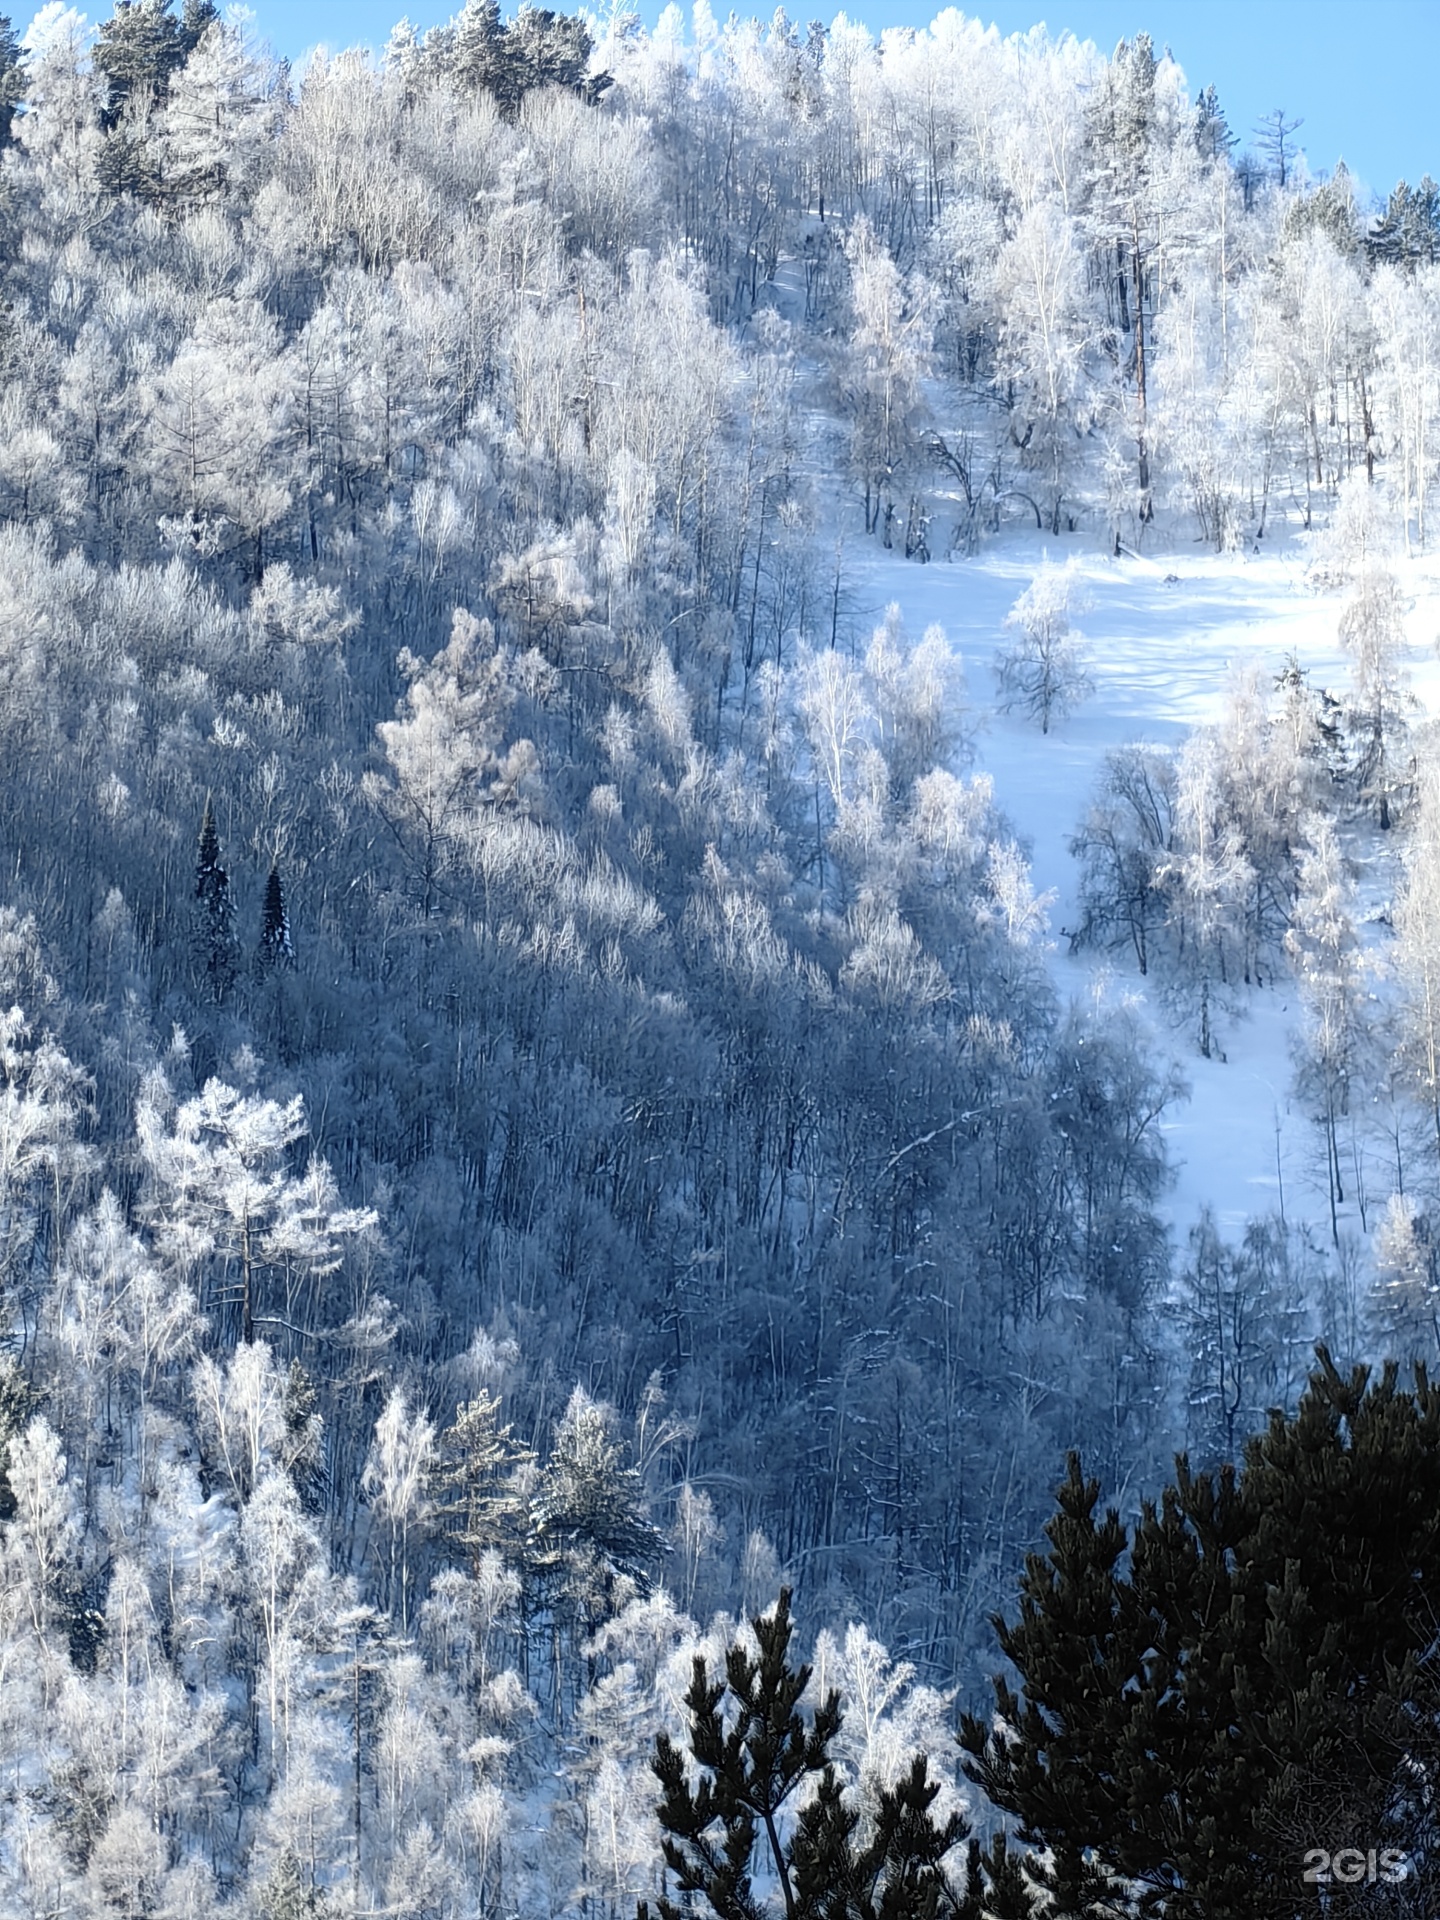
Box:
<box><xmin>256</xmin><ymin>860</ymin><xmax>293</xmax><ymax>973</ymax></box>
<box><xmin>193</xmin><ymin>795</ymin><xmax>237</xmax><ymax>1003</ymax></box>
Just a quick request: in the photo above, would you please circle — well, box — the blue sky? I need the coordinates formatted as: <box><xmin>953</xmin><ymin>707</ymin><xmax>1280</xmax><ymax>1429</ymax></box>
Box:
<box><xmin>263</xmin><ymin>0</ymin><xmax>1438</xmax><ymax>207</ymax></box>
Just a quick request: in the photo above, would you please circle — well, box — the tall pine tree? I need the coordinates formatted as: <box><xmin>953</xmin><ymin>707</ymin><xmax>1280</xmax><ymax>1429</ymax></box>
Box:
<box><xmin>432</xmin><ymin>1391</ymin><xmax>534</xmax><ymax>1573</ymax></box>
<box><xmin>445</xmin><ymin>0</ymin><xmax>597</xmax><ymax>111</ymax></box>
<box><xmin>449</xmin><ymin>0</ymin><xmax>508</xmax><ymax>95</ymax></box>
<box><xmin>1369</xmin><ymin>175</ymin><xmax>1440</xmax><ymax>271</ymax></box>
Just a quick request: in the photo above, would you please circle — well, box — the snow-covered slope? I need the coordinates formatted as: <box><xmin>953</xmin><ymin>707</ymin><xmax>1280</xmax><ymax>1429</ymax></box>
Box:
<box><xmin>846</xmin><ymin>528</ymin><xmax>1440</xmax><ymax>1246</ymax></box>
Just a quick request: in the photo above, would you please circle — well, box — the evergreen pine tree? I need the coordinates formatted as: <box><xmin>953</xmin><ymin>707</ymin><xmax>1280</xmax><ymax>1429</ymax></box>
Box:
<box><xmin>257</xmin><ymin>861</ymin><xmax>294</xmax><ymax>973</ymax></box>
<box><xmin>502</xmin><ymin>7</ymin><xmax>594</xmax><ymax>104</ymax></box>
<box><xmin>432</xmin><ymin>1390</ymin><xmax>535</xmax><ymax>1573</ymax></box>
<box><xmin>639</xmin><ymin>1590</ymin><xmax>980</xmax><ymax>1920</ymax></box>
<box><xmin>530</xmin><ymin>1385</ymin><xmax>665</xmax><ymax>1600</ymax></box>
<box><xmin>193</xmin><ymin>795</ymin><xmax>237</xmax><ymax>1003</ymax></box>
<box><xmin>261</xmin><ymin>1849</ymin><xmax>337</xmax><ymax>1920</ymax></box>
<box><xmin>1369</xmin><ymin>176</ymin><xmax>1440</xmax><ymax>271</ymax></box>
<box><xmin>282</xmin><ymin>1359</ymin><xmax>325</xmax><ymax>1511</ymax></box>
<box><xmin>449</xmin><ymin>0</ymin><xmax>508</xmax><ymax>96</ymax></box>
<box><xmin>0</xmin><ymin>1352</ymin><xmax>36</xmax><ymax>1522</ymax></box>
<box><xmin>1285</xmin><ymin>162</ymin><xmax>1361</xmax><ymax>257</ymax></box>
<box><xmin>1017</xmin><ymin>1839</ymin><xmax>1128</xmax><ymax>1920</ymax></box>
<box><xmin>95</xmin><ymin>0</ymin><xmax>217</xmax><ymax>192</ymax></box>
<box><xmin>974</xmin><ymin>1836</ymin><xmax>1043</xmax><ymax>1920</ymax></box>
<box><xmin>0</xmin><ymin>15</ymin><xmax>25</xmax><ymax>147</ymax></box>
<box><xmin>96</xmin><ymin>0</ymin><xmax>216</xmax><ymax>124</ymax></box>
<box><xmin>447</xmin><ymin>0</ymin><xmax>597</xmax><ymax>112</ymax></box>
<box><xmin>961</xmin><ymin>1350</ymin><xmax>1440</xmax><ymax>1920</ymax></box>
<box><xmin>1192</xmin><ymin>84</ymin><xmax>1235</xmax><ymax>165</ymax></box>
<box><xmin>960</xmin><ymin>1456</ymin><xmax>1146</xmax><ymax>1918</ymax></box>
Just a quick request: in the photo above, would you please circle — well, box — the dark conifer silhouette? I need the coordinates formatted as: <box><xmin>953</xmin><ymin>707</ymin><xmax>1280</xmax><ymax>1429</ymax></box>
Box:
<box><xmin>194</xmin><ymin>795</ymin><xmax>237</xmax><ymax>1002</ymax></box>
<box><xmin>962</xmin><ymin>1348</ymin><xmax>1440</xmax><ymax>1920</ymax></box>
<box><xmin>257</xmin><ymin>860</ymin><xmax>293</xmax><ymax>973</ymax></box>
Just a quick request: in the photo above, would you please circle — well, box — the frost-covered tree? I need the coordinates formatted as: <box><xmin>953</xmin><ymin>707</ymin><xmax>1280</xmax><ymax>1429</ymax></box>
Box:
<box><xmin>0</xmin><ymin>1000</ymin><xmax>96</xmax><ymax>1319</ymax></box>
<box><xmin>1369</xmin><ymin>1192</ymin><xmax>1440</xmax><ymax>1360</ymax></box>
<box><xmin>1070</xmin><ymin>744</ymin><xmax>1176</xmax><ymax>973</ymax></box>
<box><xmin>361</xmin><ymin>1389</ymin><xmax>436</xmax><ymax>1631</ymax></box>
<box><xmin>2</xmin><ymin>1415</ymin><xmax>79</xmax><ymax>1640</ymax></box>
<box><xmin>862</xmin><ymin>605</ymin><xmax>967</xmax><ymax>798</ymax></box>
<box><xmin>838</xmin><ymin>218</ymin><xmax>938</xmax><ymax>539</ymax></box>
<box><xmin>159</xmin><ymin>9</ymin><xmax>281</xmax><ymax>205</ymax></box>
<box><xmin>1286</xmin><ymin>817</ymin><xmax>1369</xmax><ymax>1244</ymax></box>
<box><xmin>431</xmin><ymin>1389</ymin><xmax>533</xmax><ymax>1573</ymax></box>
<box><xmin>139</xmin><ymin>1074</ymin><xmax>375</xmax><ymax>1345</ymax></box>
<box><xmin>993</xmin><ymin>559</ymin><xmax>1092</xmax><ymax>734</ymax></box>
<box><xmin>193</xmin><ymin>1338</ymin><xmax>318</xmax><ymax>1506</ymax></box>
<box><xmin>1338</xmin><ymin>560</ymin><xmax>1410</xmax><ymax>828</ymax></box>
<box><xmin>365</xmin><ymin>609</ymin><xmax>540</xmax><ymax>921</ymax></box>
<box><xmin>1178</xmin><ymin>1211</ymin><xmax>1311</xmax><ymax>1460</ymax></box>
<box><xmin>1165</xmin><ymin>732</ymin><xmax>1254</xmax><ymax>1058</ymax></box>
<box><xmin>0</xmin><ymin>13</ymin><xmax>24</xmax><ymax>145</ymax></box>
<box><xmin>146</xmin><ymin>298</ymin><xmax>298</xmax><ymax>570</ymax></box>
<box><xmin>45</xmin><ymin>1189</ymin><xmax>198</xmax><ymax>1501</ymax></box>
<box><xmin>1396</xmin><ymin>752</ymin><xmax>1440</xmax><ymax>1166</ymax></box>
<box><xmin>1084</xmin><ymin>33</ymin><xmax>1196</xmax><ymax>527</ymax></box>
<box><xmin>1370</xmin><ymin>265</ymin><xmax>1440</xmax><ymax>552</ymax></box>
<box><xmin>530</xmin><ymin>1386</ymin><xmax>664</xmax><ymax>1708</ymax></box>
<box><xmin>241</xmin><ymin>1464</ymin><xmax>326</xmax><ymax>1782</ymax></box>
<box><xmin>994</xmin><ymin>203</ymin><xmax>1092</xmax><ymax>532</ymax></box>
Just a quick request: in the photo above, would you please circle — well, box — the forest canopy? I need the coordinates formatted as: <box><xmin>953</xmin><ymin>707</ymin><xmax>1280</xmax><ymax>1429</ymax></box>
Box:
<box><xmin>0</xmin><ymin>0</ymin><xmax>1437</xmax><ymax>1912</ymax></box>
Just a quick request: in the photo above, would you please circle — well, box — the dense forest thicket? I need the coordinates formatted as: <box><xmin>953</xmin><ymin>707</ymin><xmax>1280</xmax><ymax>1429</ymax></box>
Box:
<box><xmin>2</xmin><ymin>0</ymin><xmax>1440</xmax><ymax>1911</ymax></box>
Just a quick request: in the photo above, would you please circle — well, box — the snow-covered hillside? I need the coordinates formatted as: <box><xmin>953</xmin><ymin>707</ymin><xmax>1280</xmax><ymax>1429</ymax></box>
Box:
<box><xmin>7</xmin><ymin>2</ymin><xmax>1440</xmax><ymax>1911</ymax></box>
<box><xmin>855</xmin><ymin>528</ymin><xmax>1440</xmax><ymax>1245</ymax></box>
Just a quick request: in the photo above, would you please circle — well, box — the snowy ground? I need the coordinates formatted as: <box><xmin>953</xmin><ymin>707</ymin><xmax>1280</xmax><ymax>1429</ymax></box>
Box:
<box><xmin>841</xmin><ymin>519</ymin><xmax>1440</xmax><ymax>1252</ymax></box>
